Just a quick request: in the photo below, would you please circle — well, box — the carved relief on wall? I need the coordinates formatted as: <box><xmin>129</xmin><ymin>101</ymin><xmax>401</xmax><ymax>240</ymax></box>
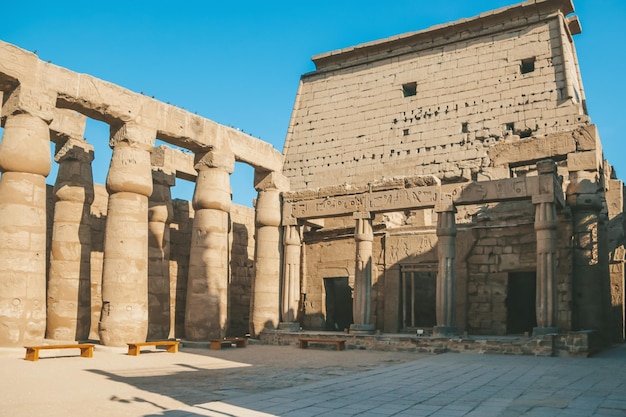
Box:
<box><xmin>385</xmin><ymin>233</ymin><xmax>438</xmax><ymax>266</ymax></box>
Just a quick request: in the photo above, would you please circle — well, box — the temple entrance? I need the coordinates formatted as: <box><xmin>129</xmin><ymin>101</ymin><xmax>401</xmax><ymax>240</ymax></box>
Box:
<box><xmin>399</xmin><ymin>265</ymin><xmax>437</xmax><ymax>331</ymax></box>
<box><xmin>506</xmin><ymin>272</ymin><xmax>537</xmax><ymax>334</ymax></box>
<box><xmin>323</xmin><ymin>277</ymin><xmax>353</xmax><ymax>331</ymax></box>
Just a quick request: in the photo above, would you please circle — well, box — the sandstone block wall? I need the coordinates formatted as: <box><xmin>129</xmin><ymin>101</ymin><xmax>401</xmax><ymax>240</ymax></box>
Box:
<box><xmin>283</xmin><ymin>3</ymin><xmax>586</xmax><ymax>190</ymax></box>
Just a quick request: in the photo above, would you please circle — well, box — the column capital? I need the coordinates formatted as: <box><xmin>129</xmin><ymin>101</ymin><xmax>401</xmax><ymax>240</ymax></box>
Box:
<box><xmin>194</xmin><ymin>149</ymin><xmax>235</xmax><ymax>174</ymax></box>
<box><xmin>536</xmin><ymin>159</ymin><xmax>557</xmax><ymax>175</ymax></box>
<box><xmin>254</xmin><ymin>170</ymin><xmax>290</xmax><ymax>192</ymax></box>
<box><xmin>2</xmin><ymin>84</ymin><xmax>56</xmax><ymax>123</ymax></box>
<box><xmin>110</xmin><ymin>122</ymin><xmax>155</xmax><ymax>151</ymax></box>
<box><xmin>352</xmin><ymin>211</ymin><xmax>372</xmax><ymax>220</ymax></box>
<box><xmin>54</xmin><ymin>138</ymin><xmax>94</xmax><ymax>164</ymax></box>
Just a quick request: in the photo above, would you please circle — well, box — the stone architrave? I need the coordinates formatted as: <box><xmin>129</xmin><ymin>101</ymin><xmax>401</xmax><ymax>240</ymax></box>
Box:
<box><xmin>147</xmin><ymin>170</ymin><xmax>175</xmax><ymax>340</ymax></box>
<box><xmin>250</xmin><ymin>171</ymin><xmax>288</xmax><ymax>337</ymax></box>
<box><xmin>184</xmin><ymin>150</ymin><xmax>234</xmax><ymax>340</ymax></box>
<box><xmin>47</xmin><ymin>138</ymin><xmax>95</xmax><ymax>341</ymax></box>
<box><xmin>434</xmin><ymin>204</ymin><xmax>458</xmax><ymax>336</ymax></box>
<box><xmin>99</xmin><ymin>123</ymin><xmax>154</xmax><ymax>346</ymax></box>
<box><xmin>566</xmin><ymin>170</ymin><xmax>605</xmax><ymax>332</ymax></box>
<box><xmin>0</xmin><ymin>114</ymin><xmax>51</xmax><ymax>347</ymax></box>
<box><xmin>280</xmin><ymin>223</ymin><xmax>301</xmax><ymax>330</ymax></box>
<box><xmin>350</xmin><ymin>212</ymin><xmax>375</xmax><ymax>334</ymax></box>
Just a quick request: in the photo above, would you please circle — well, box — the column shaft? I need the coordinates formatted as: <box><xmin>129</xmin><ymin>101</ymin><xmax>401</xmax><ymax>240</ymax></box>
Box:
<box><xmin>99</xmin><ymin>133</ymin><xmax>153</xmax><ymax>346</ymax></box>
<box><xmin>534</xmin><ymin>200</ymin><xmax>558</xmax><ymax>331</ymax></box>
<box><xmin>350</xmin><ymin>213</ymin><xmax>375</xmax><ymax>334</ymax></box>
<box><xmin>0</xmin><ymin>114</ymin><xmax>51</xmax><ymax>347</ymax></box>
<box><xmin>148</xmin><ymin>171</ymin><xmax>174</xmax><ymax>340</ymax></box>
<box><xmin>47</xmin><ymin>139</ymin><xmax>94</xmax><ymax>341</ymax></box>
<box><xmin>281</xmin><ymin>224</ymin><xmax>301</xmax><ymax>325</ymax></box>
<box><xmin>185</xmin><ymin>165</ymin><xmax>232</xmax><ymax>340</ymax></box>
<box><xmin>250</xmin><ymin>189</ymin><xmax>282</xmax><ymax>336</ymax></box>
<box><xmin>435</xmin><ymin>208</ymin><xmax>457</xmax><ymax>335</ymax></box>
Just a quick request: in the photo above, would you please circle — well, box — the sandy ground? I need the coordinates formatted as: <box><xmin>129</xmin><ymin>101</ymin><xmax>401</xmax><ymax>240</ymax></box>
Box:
<box><xmin>0</xmin><ymin>342</ymin><xmax>429</xmax><ymax>417</ymax></box>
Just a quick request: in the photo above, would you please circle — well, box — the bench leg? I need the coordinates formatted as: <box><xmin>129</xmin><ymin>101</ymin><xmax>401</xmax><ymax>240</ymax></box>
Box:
<box><xmin>80</xmin><ymin>346</ymin><xmax>94</xmax><ymax>358</ymax></box>
<box><xmin>337</xmin><ymin>342</ymin><xmax>346</xmax><ymax>351</ymax></box>
<box><xmin>166</xmin><ymin>343</ymin><xmax>179</xmax><ymax>353</ymax></box>
<box><xmin>25</xmin><ymin>348</ymin><xmax>39</xmax><ymax>361</ymax></box>
<box><xmin>210</xmin><ymin>341</ymin><xmax>222</xmax><ymax>350</ymax></box>
<box><xmin>128</xmin><ymin>345</ymin><xmax>140</xmax><ymax>356</ymax></box>
<box><xmin>299</xmin><ymin>341</ymin><xmax>308</xmax><ymax>349</ymax></box>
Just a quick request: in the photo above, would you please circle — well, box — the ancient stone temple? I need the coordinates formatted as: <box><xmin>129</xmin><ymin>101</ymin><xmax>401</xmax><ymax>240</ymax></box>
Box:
<box><xmin>0</xmin><ymin>0</ymin><xmax>623</xmax><ymax>353</ymax></box>
<box><xmin>281</xmin><ymin>0</ymin><xmax>625</xmax><ymax>347</ymax></box>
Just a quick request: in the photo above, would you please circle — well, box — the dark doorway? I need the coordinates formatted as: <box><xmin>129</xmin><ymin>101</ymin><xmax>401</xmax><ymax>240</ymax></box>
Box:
<box><xmin>400</xmin><ymin>266</ymin><xmax>437</xmax><ymax>331</ymax></box>
<box><xmin>324</xmin><ymin>277</ymin><xmax>353</xmax><ymax>331</ymax></box>
<box><xmin>506</xmin><ymin>272</ymin><xmax>537</xmax><ymax>334</ymax></box>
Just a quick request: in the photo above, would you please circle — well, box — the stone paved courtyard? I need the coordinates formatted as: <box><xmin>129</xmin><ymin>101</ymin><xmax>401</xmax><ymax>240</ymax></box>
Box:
<box><xmin>2</xmin><ymin>342</ymin><xmax>625</xmax><ymax>416</ymax></box>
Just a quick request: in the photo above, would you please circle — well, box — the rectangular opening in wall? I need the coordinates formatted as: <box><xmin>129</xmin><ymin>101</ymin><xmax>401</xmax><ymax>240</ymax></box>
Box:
<box><xmin>505</xmin><ymin>122</ymin><xmax>515</xmax><ymax>132</ymax></box>
<box><xmin>461</xmin><ymin>122</ymin><xmax>469</xmax><ymax>133</ymax></box>
<box><xmin>520</xmin><ymin>57</ymin><xmax>536</xmax><ymax>74</ymax></box>
<box><xmin>323</xmin><ymin>277</ymin><xmax>353</xmax><ymax>331</ymax></box>
<box><xmin>403</xmin><ymin>128</ymin><xmax>409</xmax><ymax>136</ymax></box>
<box><xmin>399</xmin><ymin>265</ymin><xmax>436</xmax><ymax>331</ymax></box>
<box><xmin>402</xmin><ymin>82</ymin><xmax>417</xmax><ymax>97</ymax></box>
<box><xmin>506</xmin><ymin>272</ymin><xmax>537</xmax><ymax>335</ymax></box>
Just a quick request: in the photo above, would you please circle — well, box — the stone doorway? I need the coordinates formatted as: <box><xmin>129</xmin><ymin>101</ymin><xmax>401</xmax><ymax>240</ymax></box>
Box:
<box><xmin>323</xmin><ymin>277</ymin><xmax>353</xmax><ymax>331</ymax></box>
<box><xmin>399</xmin><ymin>265</ymin><xmax>437</xmax><ymax>331</ymax></box>
<box><xmin>506</xmin><ymin>272</ymin><xmax>537</xmax><ymax>334</ymax></box>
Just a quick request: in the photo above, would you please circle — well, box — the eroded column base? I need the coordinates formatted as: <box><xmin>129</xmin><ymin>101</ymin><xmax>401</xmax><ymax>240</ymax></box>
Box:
<box><xmin>433</xmin><ymin>326</ymin><xmax>458</xmax><ymax>337</ymax></box>
<box><xmin>278</xmin><ymin>322</ymin><xmax>301</xmax><ymax>331</ymax></box>
<box><xmin>532</xmin><ymin>326</ymin><xmax>559</xmax><ymax>336</ymax></box>
<box><xmin>349</xmin><ymin>324</ymin><xmax>376</xmax><ymax>335</ymax></box>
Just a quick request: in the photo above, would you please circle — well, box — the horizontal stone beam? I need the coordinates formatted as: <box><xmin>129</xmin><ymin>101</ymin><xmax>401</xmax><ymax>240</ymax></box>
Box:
<box><xmin>0</xmin><ymin>40</ymin><xmax>283</xmax><ymax>173</ymax></box>
<box><xmin>283</xmin><ymin>174</ymin><xmax>564</xmax><ymax>222</ymax></box>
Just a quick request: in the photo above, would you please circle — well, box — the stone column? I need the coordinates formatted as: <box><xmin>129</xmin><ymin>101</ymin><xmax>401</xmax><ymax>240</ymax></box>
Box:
<box><xmin>0</xmin><ymin>114</ymin><xmax>51</xmax><ymax>347</ymax></box>
<box><xmin>47</xmin><ymin>139</ymin><xmax>95</xmax><ymax>341</ymax></box>
<box><xmin>533</xmin><ymin>195</ymin><xmax>558</xmax><ymax>334</ymax></box>
<box><xmin>566</xmin><ymin>170</ymin><xmax>604</xmax><ymax>332</ymax></box>
<box><xmin>99</xmin><ymin>124</ymin><xmax>154</xmax><ymax>346</ymax></box>
<box><xmin>350</xmin><ymin>212</ymin><xmax>375</xmax><ymax>334</ymax></box>
<box><xmin>279</xmin><ymin>223</ymin><xmax>301</xmax><ymax>330</ymax></box>
<box><xmin>250</xmin><ymin>172</ymin><xmax>288</xmax><ymax>337</ymax></box>
<box><xmin>184</xmin><ymin>151</ymin><xmax>234</xmax><ymax>340</ymax></box>
<box><xmin>148</xmin><ymin>170</ymin><xmax>175</xmax><ymax>340</ymax></box>
<box><xmin>434</xmin><ymin>204</ymin><xmax>458</xmax><ymax>336</ymax></box>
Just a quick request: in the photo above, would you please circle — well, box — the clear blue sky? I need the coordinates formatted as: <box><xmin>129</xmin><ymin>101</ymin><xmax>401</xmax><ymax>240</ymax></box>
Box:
<box><xmin>2</xmin><ymin>0</ymin><xmax>624</xmax><ymax>207</ymax></box>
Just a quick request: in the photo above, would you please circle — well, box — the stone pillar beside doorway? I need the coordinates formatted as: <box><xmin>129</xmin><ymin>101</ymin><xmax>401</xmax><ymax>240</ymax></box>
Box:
<box><xmin>433</xmin><ymin>203</ymin><xmax>458</xmax><ymax>337</ymax></box>
<box><xmin>184</xmin><ymin>150</ymin><xmax>234</xmax><ymax>341</ymax></box>
<box><xmin>250</xmin><ymin>171</ymin><xmax>289</xmax><ymax>336</ymax></box>
<box><xmin>99</xmin><ymin>123</ymin><xmax>154</xmax><ymax>346</ymax></box>
<box><xmin>566</xmin><ymin>169</ymin><xmax>606</xmax><ymax>334</ymax></box>
<box><xmin>350</xmin><ymin>212</ymin><xmax>375</xmax><ymax>334</ymax></box>
<box><xmin>532</xmin><ymin>160</ymin><xmax>560</xmax><ymax>336</ymax></box>
<box><xmin>279</xmin><ymin>222</ymin><xmax>301</xmax><ymax>331</ymax></box>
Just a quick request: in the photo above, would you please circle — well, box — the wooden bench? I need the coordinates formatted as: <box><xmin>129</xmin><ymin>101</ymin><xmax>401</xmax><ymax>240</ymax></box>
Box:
<box><xmin>209</xmin><ymin>337</ymin><xmax>248</xmax><ymax>350</ymax></box>
<box><xmin>127</xmin><ymin>340</ymin><xmax>179</xmax><ymax>356</ymax></box>
<box><xmin>24</xmin><ymin>344</ymin><xmax>94</xmax><ymax>361</ymax></box>
<box><xmin>298</xmin><ymin>338</ymin><xmax>346</xmax><ymax>351</ymax></box>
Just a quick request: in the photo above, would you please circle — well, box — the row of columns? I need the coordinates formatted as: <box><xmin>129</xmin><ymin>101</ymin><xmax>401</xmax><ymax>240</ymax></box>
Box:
<box><xmin>0</xmin><ymin>110</ymin><xmax>287</xmax><ymax>347</ymax></box>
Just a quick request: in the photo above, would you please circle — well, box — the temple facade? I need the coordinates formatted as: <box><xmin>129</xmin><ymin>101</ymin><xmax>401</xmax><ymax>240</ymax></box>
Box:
<box><xmin>0</xmin><ymin>0</ymin><xmax>623</xmax><ymax>351</ymax></box>
<box><xmin>281</xmin><ymin>0</ymin><xmax>625</xmax><ymax>344</ymax></box>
